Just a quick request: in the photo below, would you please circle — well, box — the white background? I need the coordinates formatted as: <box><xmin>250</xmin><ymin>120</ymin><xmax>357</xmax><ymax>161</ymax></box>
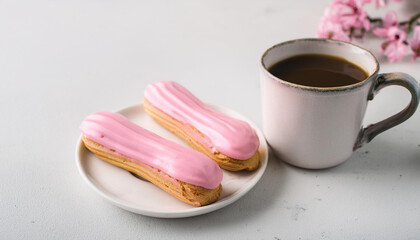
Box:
<box><xmin>1</xmin><ymin>0</ymin><xmax>419</xmax><ymax>239</ymax></box>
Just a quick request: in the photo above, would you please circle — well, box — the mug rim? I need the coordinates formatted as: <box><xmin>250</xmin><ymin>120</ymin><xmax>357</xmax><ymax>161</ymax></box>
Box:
<box><xmin>260</xmin><ymin>38</ymin><xmax>380</xmax><ymax>92</ymax></box>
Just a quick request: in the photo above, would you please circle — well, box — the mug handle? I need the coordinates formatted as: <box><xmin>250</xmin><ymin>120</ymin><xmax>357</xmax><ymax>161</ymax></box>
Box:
<box><xmin>354</xmin><ymin>72</ymin><xmax>420</xmax><ymax>150</ymax></box>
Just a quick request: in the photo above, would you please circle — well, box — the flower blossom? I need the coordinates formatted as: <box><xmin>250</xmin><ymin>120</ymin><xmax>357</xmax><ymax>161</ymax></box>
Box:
<box><xmin>317</xmin><ymin>8</ymin><xmax>350</xmax><ymax>41</ymax></box>
<box><xmin>407</xmin><ymin>26</ymin><xmax>420</xmax><ymax>61</ymax></box>
<box><xmin>316</xmin><ymin>0</ymin><xmax>417</xmax><ymax>63</ymax></box>
<box><xmin>330</xmin><ymin>0</ymin><xmax>370</xmax><ymax>32</ymax></box>
<box><xmin>372</xmin><ymin>11</ymin><xmax>398</xmax><ymax>36</ymax></box>
<box><xmin>383</xmin><ymin>40</ymin><xmax>408</xmax><ymax>63</ymax></box>
<box><xmin>373</xmin><ymin>11</ymin><xmax>408</xmax><ymax>62</ymax></box>
<box><xmin>317</xmin><ymin>0</ymin><xmax>371</xmax><ymax>41</ymax></box>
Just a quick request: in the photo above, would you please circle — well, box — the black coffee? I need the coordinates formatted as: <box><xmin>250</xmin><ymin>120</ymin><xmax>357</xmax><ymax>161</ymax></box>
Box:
<box><xmin>268</xmin><ymin>54</ymin><xmax>368</xmax><ymax>87</ymax></box>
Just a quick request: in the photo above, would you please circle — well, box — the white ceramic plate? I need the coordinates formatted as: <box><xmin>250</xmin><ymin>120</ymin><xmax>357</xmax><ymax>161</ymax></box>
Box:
<box><xmin>75</xmin><ymin>104</ymin><xmax>268</xmax><ymax>218</ymax></box>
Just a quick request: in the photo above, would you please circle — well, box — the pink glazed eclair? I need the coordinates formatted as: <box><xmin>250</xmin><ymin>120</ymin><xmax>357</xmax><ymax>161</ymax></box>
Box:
<box><xmin>80</xmin><ymin>112</ymin><xmax>223</xmax><ymax>207</ymax></box>
<box><xmin>143</xmin><ymin>81</ymin><xmax>260</xmax><ymax>171</ymax></box>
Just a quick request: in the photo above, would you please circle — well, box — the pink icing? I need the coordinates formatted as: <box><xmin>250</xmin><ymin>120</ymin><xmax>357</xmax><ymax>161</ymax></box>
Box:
<box><xmin>80</xmin><ymin>112</ymin><xmax>223</xmax><ymax>189</ymax></box>
<box><xmin>144</xmin><ymin>81</ymin><xmax>260</xmax><ymax>160</ymax></box>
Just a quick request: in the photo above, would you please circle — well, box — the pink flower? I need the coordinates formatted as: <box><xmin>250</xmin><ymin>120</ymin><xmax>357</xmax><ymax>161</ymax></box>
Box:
<box><xmin>317</xmin><ymin>0</ymin><xmax>371</xmax><ymax>41</ymax></box>
<box><xmin>372</xmin><ymin>11</ymin><xmax>398</xmax><ymax>37</ymax></box>
<box><xmin>316</xmin><ymin>0</ymin><xmax>410</xmax><ymax>63</ymax></box>
<box><xmin>317</xmin><ymin>9</ymin><xmax>350</xmax><ymax>41</ymax></box>
<box><xmin>376</xmin><ymin>26</ymin><xmax>407</xmax><ymax>45</ymax></box>
<box><xmin>373</xmin><ymin>11</ymin><xmax>408</xmax><ymax>62</ymax></box>
<box><xmin>381</xmin><ymin>11</ymin><xmax>398</xmax><ymax>28</ymax></box>
<box><xmin>383</xmin><ymin>41</ymin><xmax>408</xmax><ymax>63</ymax></box>
<box><xmin>407</xmin><ymin>26</ymin><xmax>420</xmax><ymax>61</ymax></box>
<box><xmin>331</xmin><ymin>0</ymin><xmax>370</xmax><ymax>31</ymax></box>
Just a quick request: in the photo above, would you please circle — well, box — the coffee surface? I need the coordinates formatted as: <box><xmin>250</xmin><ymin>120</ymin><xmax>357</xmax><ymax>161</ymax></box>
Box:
<box><xmin>268</xmin><ymin>54</ymin><xmax>368</xmax><ymax>87</ymax></box>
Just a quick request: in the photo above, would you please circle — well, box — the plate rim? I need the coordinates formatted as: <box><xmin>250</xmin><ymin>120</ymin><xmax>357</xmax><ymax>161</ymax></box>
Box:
<box><xmin>75</xmin><ymin>103</ymin><xmax>268</xmax><ymax>218</ymax></box>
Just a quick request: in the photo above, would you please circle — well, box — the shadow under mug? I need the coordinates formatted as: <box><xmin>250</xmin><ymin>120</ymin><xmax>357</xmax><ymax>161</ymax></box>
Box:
<box><xmin>260</xmin><ymin>38</ymin><xmax>420</xmax><ymax>169</ymax></box>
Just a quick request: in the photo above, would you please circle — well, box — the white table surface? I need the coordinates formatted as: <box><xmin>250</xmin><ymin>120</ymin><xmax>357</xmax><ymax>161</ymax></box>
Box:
<box><xmin>1</xmin><ymin>0</ymin><xmax>419</xmax><ymax>239</ymax></box>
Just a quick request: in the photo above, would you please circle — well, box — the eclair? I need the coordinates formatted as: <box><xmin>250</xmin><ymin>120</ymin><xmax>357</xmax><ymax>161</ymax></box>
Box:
<box><xmin>80</xmin><ymin>112</ymin><xmax>223</xmax><ymax>207</ymax></box>
<box><xmin>143</xmin><ymin>81</ymin><xmax>260</xmax><ymax>171</ymax></box>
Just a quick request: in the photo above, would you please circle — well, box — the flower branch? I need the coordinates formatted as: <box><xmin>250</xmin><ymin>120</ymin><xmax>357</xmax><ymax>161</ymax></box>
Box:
<box><xmin>404</xmin><ymin>12</ymin><xmax>420</xmax><ymax>32</ymax></box>
<box><xmin>317</xmin><ymin>0</ymin><xmax>420</xmax><ymax>62</ymax></box>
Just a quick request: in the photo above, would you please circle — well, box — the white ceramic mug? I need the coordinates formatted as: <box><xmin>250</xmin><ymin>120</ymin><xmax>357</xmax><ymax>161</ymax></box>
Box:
<box><xmin>260</xmin><ymin>38</ymin><xmax>420</xmax><ymax>169</ymax></box>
